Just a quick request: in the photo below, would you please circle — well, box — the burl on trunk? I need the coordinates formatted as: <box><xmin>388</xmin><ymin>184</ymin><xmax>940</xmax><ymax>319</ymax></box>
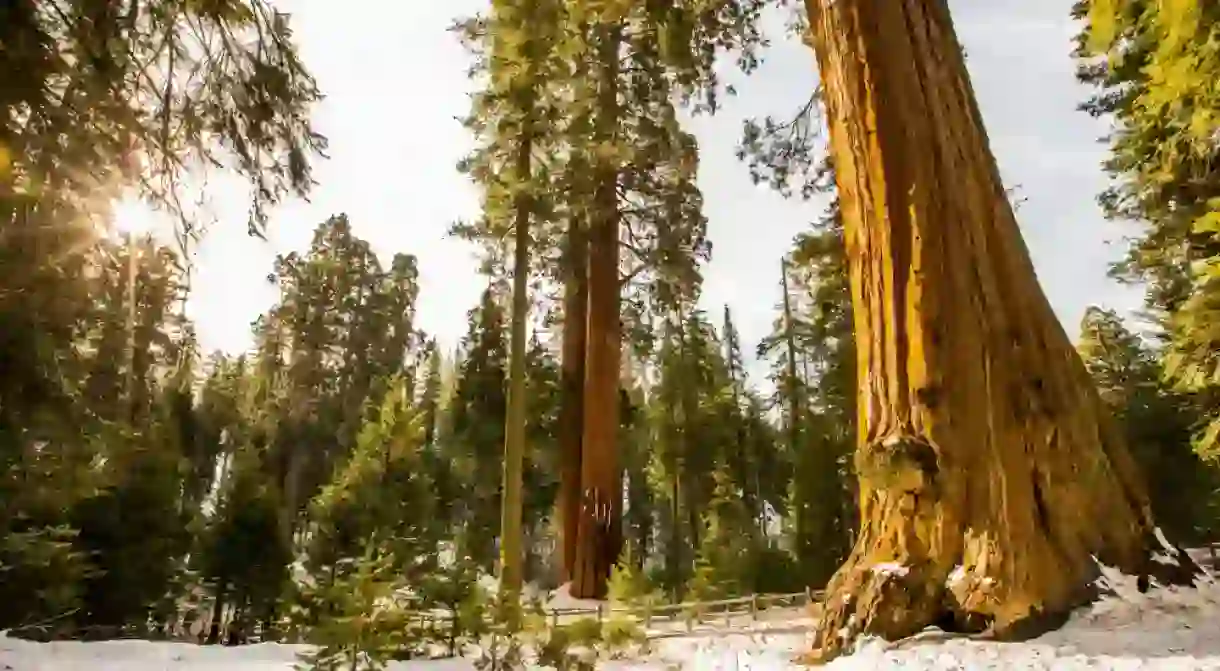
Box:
<box><xmin>804</xmin><ymin>0</ymin><xmax>1196</xmax><ymax>662</ymax></box>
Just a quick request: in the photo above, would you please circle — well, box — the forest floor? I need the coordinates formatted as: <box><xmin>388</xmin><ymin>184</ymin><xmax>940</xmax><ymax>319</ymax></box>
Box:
<box><xmin>3</xmin><ymin>554</ymin><xmax>1218</xmax><ymax>670</ymax></box>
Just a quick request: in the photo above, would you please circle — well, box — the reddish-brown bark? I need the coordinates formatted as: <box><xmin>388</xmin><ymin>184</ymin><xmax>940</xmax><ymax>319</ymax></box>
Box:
<box><xmin>803</xmin><ymin>0</ymin><xmax>1194</xmax><ymax>662</ymax></box>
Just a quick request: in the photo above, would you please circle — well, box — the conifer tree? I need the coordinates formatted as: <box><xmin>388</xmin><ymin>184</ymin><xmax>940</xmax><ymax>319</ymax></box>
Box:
<box><xmin>446</xmin><ymin>287</ymin><xmax>509</xmax><ymax>569</ymax></box>
<box><xmin>550</xmin><ymin>0</ymin><xmax>767</xmax><ymax>599</ymax></box>
<box><xmin>304</xmin><ymin>377</ymin><xmax>437</xmax><ymax>599</ymax></box>
<box><xmin>454</xmin><ymin>0</ymin><xmax>570</xmax><ymax>599</ymax></box>
<box><xmin>1077</xmin><ymin>308</ymin><xmax>1219</xmax><ymax>543</ymax></box>
<box><xmin>687</xmin><ymin>467</ymin><xmax>755</xmax><ymax>600</ymax></box>
<box><xmin>1075</xmin><ymin>1</ymin><xmax>1220</xmax><ymax>464</ymax></box>
<box><xmin>295</xmin><ymin>544</ymin><xmax>406</xmax><ymax>671</ymax></box>
<box><xmin>198</xmin><ymin>449</ymin><xmax>291</xmax><ymax>644</ymax></box>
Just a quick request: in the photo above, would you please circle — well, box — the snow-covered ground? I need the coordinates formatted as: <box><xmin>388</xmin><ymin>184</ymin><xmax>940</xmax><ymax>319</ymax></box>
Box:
<box><xmin>4</xmin><ymin>564</ymin><xmax>1218</xmax><ymax>670</ymax></box>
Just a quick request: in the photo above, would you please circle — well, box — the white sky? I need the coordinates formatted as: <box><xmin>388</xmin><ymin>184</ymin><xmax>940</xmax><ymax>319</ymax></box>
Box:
<box><xmin>167</xmin><ymin>0</ymin><xmax>1141</xmax><ymax>370</ymax></box>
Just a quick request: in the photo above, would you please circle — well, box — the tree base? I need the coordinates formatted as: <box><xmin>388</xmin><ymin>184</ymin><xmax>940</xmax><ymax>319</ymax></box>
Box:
<box><xmin>804</xmin><ymin>526</ymin><xmax>1202</xmax><ymax>664</ymax></box>
<box><xmin>570</xmin><ymin>486</ymin><xmax>619</xmax><ymax>600</ymax></box>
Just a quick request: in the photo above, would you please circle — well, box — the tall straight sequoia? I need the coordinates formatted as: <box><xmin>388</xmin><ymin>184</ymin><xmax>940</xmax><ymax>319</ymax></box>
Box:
<box><xmin>571</xmin><ymin>23</ymin><xmax>624</xmax><ymax>600</ymax></box>
<box><xmin>557</xmin><ymin>216</ymin><xmax>588</xmax><ymax>583</ymax></box>
<box><xmin>804</xmin><ymin>0</ymin><xmax>1196</xmax><ymax>661</ymax></box>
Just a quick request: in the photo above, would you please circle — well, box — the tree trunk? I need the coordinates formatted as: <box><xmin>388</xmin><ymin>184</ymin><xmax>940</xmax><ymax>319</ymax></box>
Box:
<box><xmin>499</xmin><ymin>128</ymin><xmax>533</xmax><ymax>600</ymax></box>
<box><xmin>780</xmin><ymin>258</ymin><xmax>803</xmax><ymax>461</ymax></box>
<box><xmin>206</xmin><ymin>582</ymin><xmax>227</xmax><ymax>645</ymax></box>
<box><xmin>677</xmin><ymin>318</ymin><xmax>702</xmax><ymax>558</ymax></box>
<box><xmin>670</xmin><ymin>455</ymin><xmax>682</xmax><ymax>601</ymax></box>
<box><xmin>804</xmin><ymin>0</ymin><xmax>1196</xmax><ymax>661</ymax></box>
<box><xmin>558</xmin><ymin>215</ymin><xmax>588</xmax><ymax>584</ymax></box>
<box><xmin>571</xmin><ymin>24</ymin><xmax>623</xmax><ymax>600</ymax></box>
<box><xmin>279</xmin><ymin>441</ymin><xmax>306</xmax><ymax>552</ymax></box>
<box><xmin>780</xmin><ymin>258</ymin><xmax>811</xmax><ymax>565</ymax></box>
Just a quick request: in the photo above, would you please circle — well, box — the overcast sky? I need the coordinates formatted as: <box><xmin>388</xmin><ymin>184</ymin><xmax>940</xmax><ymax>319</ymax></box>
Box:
<box><xmin>177</xmin><ymin>0</ymin><xmax>1141</xmax><ymax>373</ymax></box>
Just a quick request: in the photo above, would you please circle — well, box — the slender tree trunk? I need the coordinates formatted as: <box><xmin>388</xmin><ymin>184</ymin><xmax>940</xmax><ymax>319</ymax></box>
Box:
<box><xmin>621</xmin><ymin>356</ymin><xmax>651</xmax><ymax>566</ymax></box>
<box><xmin>280</xmin><ymin>443</ymin><xmax>305</xmax><ymax>551</ymax></box>
<box><xmin>206</xmin><ymin>583</ymin><xmax>227</xmax><ymax>645</ymax></box>
<box><xmin>421</xmin><ymin>344</ymin><xmax>440</xmax><ymax>449</ymax></box>
<box><xmin>677</xmin><ymin>318</ymin><xmax>701</xmax><ymax>556</ymax></box>
<box><xmin>670</xmin><ymin>459</ymin><xmax>682</xmax><ymax>601</ymax></box>
<box><xmin>722</xmin><ymin>306</ymin><xmax>756</xmax><ymax>529</ymax></box>
<box><xmin>780</xmin><ymin>258</ymin><xmax>802</xmax><ymax>458</ymax></box>
<box><xmin>558</xmin><ymin>215</ymin><xmax>588</xmax><ymax>584</ymax></box>
<box><xmin>125</xmin><ymin>237</ymin><xmax>138</xmax><ymax>423</ymax></box>
<box><xmin>663</xmin><ymin>317</ymin><xmax>684</xmax><ymax>600</ymax></box>
<box><xmin>571</xmin><ymin>24</ymin><xmax>623</xmax><ymax>600</ymax></box>
<box><xmin>780</xmin><ymin>258</ymin><xmax>810</xmax><ymax>563</ymax></box>
<box><xmin>804</xmin><ymin>0</ymin><xmax>1196</xmax><ymax>661</ymax></box>
<box><xmin>499</xmin><ymin>126</ymin><xmax>533</xmax><ymax>598</ymax></box>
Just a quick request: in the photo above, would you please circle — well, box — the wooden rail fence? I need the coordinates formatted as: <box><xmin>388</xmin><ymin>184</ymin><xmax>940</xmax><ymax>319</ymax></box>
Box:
<box><xmin>413</xmin><ymin>587</ymin><xmax>823</xmax><ymax>633</ymax></box>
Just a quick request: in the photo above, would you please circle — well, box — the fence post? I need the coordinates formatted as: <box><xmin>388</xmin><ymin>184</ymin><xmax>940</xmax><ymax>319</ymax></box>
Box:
<box><xmin>722</xmin><ymin>603</ymin><xmax>730</xmax><ymax>627</ymax></box>
<box><xmin>750</xmin><ymin>594</ymin><xmax>758</xmax><ymax>621</ymax></box>
<box><xmin>597</xmin><ymin>604</ymin><xmax>604</xmax><ymax>623</ymax></box>
<box><xmin>644</xmin><ymin>603</ymin><xmax>652</xmax><ymax>629</ymax></box>
<box><xmin>551</xmin><ymin>609</ymin><xmax>559</xmax><ymax>629</ymax></box>
<box><xmin>805</xmin><ymin>586</ymin><xmax>813</xmax><ymax>605</ymax></box>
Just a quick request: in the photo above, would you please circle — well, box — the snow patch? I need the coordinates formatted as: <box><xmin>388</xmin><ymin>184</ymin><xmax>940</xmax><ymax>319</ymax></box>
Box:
<box><xmin>869</xmin><ymin>562</ymin><xmax>909</xmax><ymax>578</ymax></box>
<box><xmin>1155</xmin><ymin>527</ymin><xmax>1176</xmax><ymax>554</ymax></box>
<box><xmin>1155</xmin><ymin>552</ymin><xmax>1179</xmax><ymax>566</ymax></box>
<box><xmin>547</xmin><ymin>582</ymin><xmax>607</xmax><ymax>611</ymax></box>
<box><xmin>1151</xmin><ymin>529</ymin><xmax>1185</xmax><ymax>568</ymax></box>
<box><xmin>5</xmin><ymin>556</ymin><xmax>1220</xmax><ymax>670</ymax></box>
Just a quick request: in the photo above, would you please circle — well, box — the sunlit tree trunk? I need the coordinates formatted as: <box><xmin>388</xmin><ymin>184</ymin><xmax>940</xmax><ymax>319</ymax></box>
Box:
<box><xmin>558</xmin><ymin>215</ymin><xmax>588</xmax><ymax>584</ymax></box>
<box><xmin>571</xmin><ymin>24</ymin><xmax>623</xmax><ymax>600</ymax></box>
<box><xmin>804</xmin><ymin>0</ymin><xmax>1195</xmax><ymax>661</ymax></box>
<box><xmin>499</xmin><ymin>129</ymin><xmax>532</xmax><ymax>598</ymax></box>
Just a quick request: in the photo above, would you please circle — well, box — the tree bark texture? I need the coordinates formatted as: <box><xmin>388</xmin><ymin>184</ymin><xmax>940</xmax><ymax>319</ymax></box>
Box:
<box><xmin>571</xmin><ymin>24</ymin><xmax>623</xmax><ymax>600</ymax></box>
<box><xmin>557</xmin><ymin>215</ymin><xmax>588</xmax><ymax>584</ymax></box>
<box><xmin>571</xmin><ymin>198</ymin><xmax>622</xmax><ymax>599</ymax></box>
<box><xmin>804</xmin><ymin>0</ymin><xmax>1195</xmax><ymax>661</ymax></box>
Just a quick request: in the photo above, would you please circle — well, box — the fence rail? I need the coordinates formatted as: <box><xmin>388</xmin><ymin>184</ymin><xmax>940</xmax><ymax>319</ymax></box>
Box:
<box><xmin>413</xmin><ymin>587</ymin><xmax>823</xmax><ymax>633</ymax></box>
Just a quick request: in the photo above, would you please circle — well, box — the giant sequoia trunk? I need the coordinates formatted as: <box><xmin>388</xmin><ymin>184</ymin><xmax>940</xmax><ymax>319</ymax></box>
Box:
<box><xmin>557</xmin><ymin>215</ymin><xmax>588</xmax><ymax>583</ymax></box>
<box><xmin>571</xmin><ymin>198</ymin><xmax>622</xmax><ymax>599</ymax></box>
<box><xmin>805</xmin><ymin>0</ymin><xmax>1196</xmax><ymax>661</ymax></box>
<box><xmin>571</xmin><ymin>24</ymin><xmax>623</xmax><ymax>600</ymax></box>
